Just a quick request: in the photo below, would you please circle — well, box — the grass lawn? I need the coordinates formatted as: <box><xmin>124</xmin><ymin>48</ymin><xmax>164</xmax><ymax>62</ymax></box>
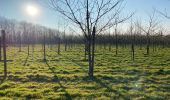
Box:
<box><xmin>0</xmin><ymin>45</ymin><xmax>170</xmax><ymax>99</ymax></box>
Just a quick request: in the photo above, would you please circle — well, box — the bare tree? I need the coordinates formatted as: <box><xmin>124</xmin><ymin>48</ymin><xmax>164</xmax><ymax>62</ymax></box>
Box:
<box><xmin>135</xmin><ymin>20</ymin><xmax>143</xmax><ymax>49</ymax></box>
<box><xmin>47</xmin><ymin>0</ymin><xmax>132</xmax><ymax>77</ymax></box>
<box><xmin>129</xmin><ymin>20</ymin><xmax>135</xmax><ymax>62</ymax></box>
<box><xmin>137</xmin><ymin>11</ymin><xmax>159</xmax><ymax>55</ymax></box>
<box><xmin>157</xmin><ymin>9</ymin><xmax>170</xmax><ymax>19</ymax></box>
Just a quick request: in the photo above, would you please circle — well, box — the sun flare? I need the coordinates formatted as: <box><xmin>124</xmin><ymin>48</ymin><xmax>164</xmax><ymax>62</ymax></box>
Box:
<box><xmin>26</xmin><ymin>5</ymin><xmax>38</xmax><ymax>17</ymax></box>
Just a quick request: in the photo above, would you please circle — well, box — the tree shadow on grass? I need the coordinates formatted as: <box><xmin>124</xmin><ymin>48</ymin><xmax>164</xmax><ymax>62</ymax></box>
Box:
<box><xmin>23</xmin><ymin>54</ymin><xmax>29</xmax><ymax>66</ymax></box>
<box><xmin>45</xmin><ymin>61</ymin><xmax>72</xmax><ymax>100</ymax></box>
<box><xmin>0</xmin><ymin>76</ymin><xmax>5</xmax><ymax>84</ymax></box>
<box><xmin>62</xmin><ymin>55</ymin><xmax>87</xmax><ymax>73</ymax></box>
<box><xmin>0</xmin><ymin>60</ymin><xmax>13</xmax><ymax>63</ymax></box>
<box><xmin>91</xmin><ymin>76</ymin><xmax>130</xmax><ymax>99</ymax></box>
<box><xmin>62</xmin><ymin>55</ymin><xmax>130</xmax><ymax>99</ymax></box>
<box><xmin>46</xmin><ymin>54</ymin><xmax>129</xmax><ymax>99</ymax></box>
<box><xmin>11</xmin><ymin>51</ymin><xmax>20</xmax><ymax>58</ymax></box>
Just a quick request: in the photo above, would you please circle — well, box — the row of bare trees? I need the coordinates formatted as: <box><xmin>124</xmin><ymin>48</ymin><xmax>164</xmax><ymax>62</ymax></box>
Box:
<box><xmin>1</xmin><ymin>0</ymin><xmax>170</xmax><ymax>78</ymax></box>
<box><xmin>46</xmin><ymin>0</ymin><xmax>170</xmax><ymax>77</ymax></box>
<box><xmin>1</xmin><ymin>12</ymin><xmax>169</xmax><ymax>78</ymax></box>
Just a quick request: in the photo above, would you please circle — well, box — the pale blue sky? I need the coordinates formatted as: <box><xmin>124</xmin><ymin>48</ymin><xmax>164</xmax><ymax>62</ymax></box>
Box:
<box><xmin>0</xmin><ymin>0</ymin><xmax>170</xmax><ymax>30</ymax></box>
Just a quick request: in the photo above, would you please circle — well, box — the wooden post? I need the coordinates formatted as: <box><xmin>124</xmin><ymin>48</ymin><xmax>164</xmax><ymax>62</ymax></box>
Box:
<box><xmin>27</xmin><ymin>32</ymin><xmax>30</xmax><ymax>55</ymax></box>
<box><xmin>1</xmin><ymin>30</ymin><xmax>7</xmax><ymax>79</ymax></box>
<box><xmin>58</xmin><ymin>38</ymin><xmax>60</xmax><ymax>55</ymax></box>
<box><xmin>28</xmin><ymin>44</ymin><xmax>29</xmax><ymax>55</ymax></box>
<box><xmin>19</xmin><ymin>33</ymin><xmax>22</xmax><ymax>52</ymax></box>
<box><xmin>43</xmin><ymin>33</ymin><xmax>46</xmax><ymax>61</ymax></box>
<box><xmin>0</xmin><ymin>36</ymin><xmax>1</xmax><ymax>61</ymax></box>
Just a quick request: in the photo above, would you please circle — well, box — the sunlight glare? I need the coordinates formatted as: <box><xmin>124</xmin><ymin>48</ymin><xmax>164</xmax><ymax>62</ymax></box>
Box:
<box><xmin>26</xmin><ymin>5</ymin><xmax>38</xmax><ymax>17</ymax></box>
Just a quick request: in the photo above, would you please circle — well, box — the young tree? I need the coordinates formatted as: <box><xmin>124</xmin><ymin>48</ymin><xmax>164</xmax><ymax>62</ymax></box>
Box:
<box><xmin>114</xmin><ymin>19</ymin><xmax>119</xmax><ymax>55</ymax></box>
<box><xmin>137</xmin><ymin>11</ymin><xmax>159</xmax><ymax>55</ymax></box>
<box><xmin>48</xmin><ymin>0</ymin><xmax>132</xmax><ymax>77</ymax></box>
<box><xmin>129</xmin><ymin>20</ymin><xmax>135</xmax><ymax>62</ymax></box>
<box><xmin>108</xmin><ymin>28</ymin><xmax>112</xmax><ymax>51</ymax></box>
<box><xmin>135</xmin><ymin>20</ymin><xmax>143</xmax><ymax>50</ymax></box>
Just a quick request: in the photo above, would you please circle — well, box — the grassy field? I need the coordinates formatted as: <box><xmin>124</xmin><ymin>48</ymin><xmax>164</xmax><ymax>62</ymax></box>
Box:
<box><xmin>0</xmin><ymin>45</ymin><xmax>170</xmax><ymax>99</ymax></box>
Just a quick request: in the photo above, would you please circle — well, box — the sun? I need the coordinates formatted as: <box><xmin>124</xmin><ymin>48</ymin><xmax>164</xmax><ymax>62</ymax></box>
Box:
<box><xmin>26</xmin><ymin>5</ymin><xmax>38</xmax><ymax>17</ymax></box>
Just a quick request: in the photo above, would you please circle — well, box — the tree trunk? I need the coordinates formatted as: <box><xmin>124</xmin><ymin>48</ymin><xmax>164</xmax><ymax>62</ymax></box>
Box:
<box><xmin>43</xmin><ymin>34</ymin><xmax>46</xmax><ymax>61</ymax></box>
<box><xmin>131</xmin><ymin>43</ymin><xmax>134</xmax><ymax>61</ymax></box>
<box><xmin>0</xmin><ymin>37</ymin><xmax>1</xmax><ymax>61</ymax></box>
<box><xmin>109</xmin><ymin>43</ymin><xmax>111</xmax><ymax>51</ymax></box>
<box><xmin>2</xmin><ymin>30</ymin><xmax>7</xmax><ymax>79</ymax></box>
<box><xmin>146</xmin><ymin>33</ymin><xmax>150</xmax><ymax>55</ymax></box>
<box><xmin>115</xmin><ymin>22</ymin><xmax>118</xmax><ymax>55</ymax></box>
<box><xmin>19</xmin><ymin>33</ymin><xmax>22</xmax><ymax>52</ymax></box>
<box><xmin>91</xmin><ymin>27</ymin><xmax>96</xmax><ymax>77</ymax></box>
<box><xmin>88</xmin><ymin>38</ymin><xmax>92</xmax><ymax>77</ymax></box>
<box><xmin>131</xmin><ymin>30</ymin><xmax>135</xmax><ymax>62</ymax></box>
<box><xmin>58</xmin><ymin>38</ymin><xmax>60</xmax><ymax>55</ymax></box>
<box><xmin>65</xmin><ymin>41</ymin><xmax>67</xmax><ymax>51</ymax></box>
<box><xmin>115</xmin><ymin>34</ymin><xmax>118</xmax><ymax>55</ymax></box>
<box><xmin>28</xmin><ymin>44</ymin><xmax>30</xmax><ymax>55</ymax></box>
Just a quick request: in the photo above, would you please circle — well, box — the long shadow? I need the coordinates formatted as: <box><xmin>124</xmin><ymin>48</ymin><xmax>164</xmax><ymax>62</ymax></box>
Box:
<box><xmin>0</xmin><ymin>51</ymin><xmax>19</xmax><ymax>84</ymax></box>
<box><xmin>0</xmin><ymin>76</ymin><xmax>6</xmax><ymax>84</ymax></box>
<box><xmin>23</xmin><ymin>54</ymin><xmax>29</xmax><ymax>66</ymax></box>
<box><xmin>45</xmin><ymin>61</ymin><xmax>72</xmax><ymax>100</ymax></box>
<box><xmin>93</xmin><ymin>76</ymin><xmax>129</xmax><ymax>99</ymax></box>
<box><xmin>11</xmin><ymin>51</ymin><xmax>19</xmax><ymax>58</ymax></box>
<box><xmin>62</xmin><ymin>55</ymin><xmax>87</xmax><ymax>73</ymax></box>
<box><xmin>62</xmin><ymin>54</ymin><xmax>129</xmax><ymax>99</ymax></box>
<box><xmin>50</xmin><ymin>51</ymin><xmax>129</xmax><ymax>99</ymax></box>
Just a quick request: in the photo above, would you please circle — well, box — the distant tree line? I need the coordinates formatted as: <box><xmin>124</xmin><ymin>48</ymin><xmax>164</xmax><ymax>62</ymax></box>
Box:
<box><xmin>1</xmin><ymin>16</ymin><xmax>169</xmax><ymax>47</ymax></box>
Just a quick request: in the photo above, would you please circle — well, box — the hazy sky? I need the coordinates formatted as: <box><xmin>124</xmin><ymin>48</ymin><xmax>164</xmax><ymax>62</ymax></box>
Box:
<box><xmin>0</xmin><ymin>0</ymin><xmax>170</xmax><ymax>30</ymax></box>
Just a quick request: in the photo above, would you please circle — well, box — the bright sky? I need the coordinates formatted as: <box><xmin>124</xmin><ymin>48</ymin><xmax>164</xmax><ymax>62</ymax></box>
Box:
<box><xmin>0</xmin><ymin>0</ymin><xmax>170</xmax><ymax>32</ymax></box>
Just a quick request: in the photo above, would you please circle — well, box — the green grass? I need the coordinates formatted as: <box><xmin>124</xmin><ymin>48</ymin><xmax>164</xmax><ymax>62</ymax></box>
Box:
<box><xmin>0</xmin><ymin>44</ymin><xmax>170</xmax><ymax>99</ymax></box>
